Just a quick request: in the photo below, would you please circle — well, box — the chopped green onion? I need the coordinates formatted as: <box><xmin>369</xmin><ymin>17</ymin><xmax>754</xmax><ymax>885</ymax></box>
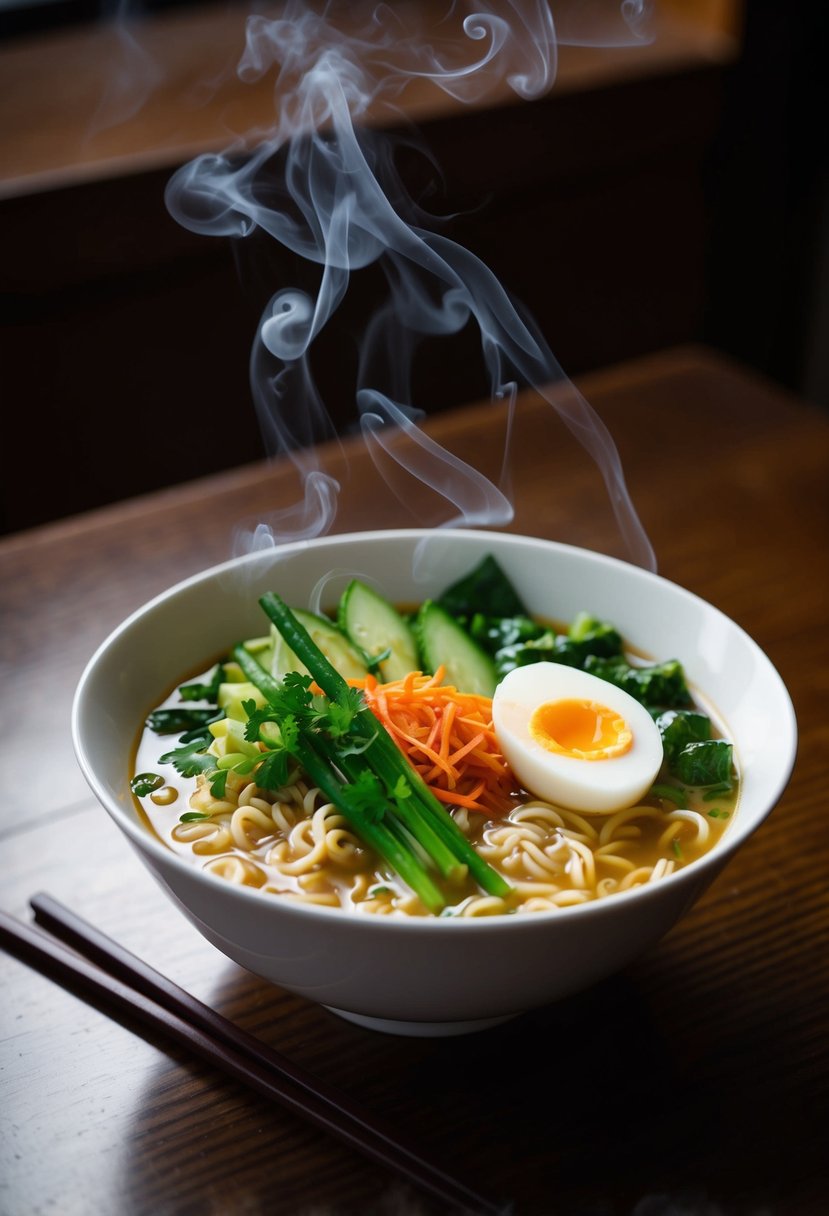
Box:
<box><xmin>233</xmin><ymin>594</ymin><xmax>513</xmax><ymax>911</ymax></box>
<box><xmin>703</xmin><ymin>784</ymin><xmax>733</xmax><ymax>801</ymax></box>
<box><xmin>649</xmin><ymin>783</ymin><xmax>687</xmax><ymax>805</ymax></box>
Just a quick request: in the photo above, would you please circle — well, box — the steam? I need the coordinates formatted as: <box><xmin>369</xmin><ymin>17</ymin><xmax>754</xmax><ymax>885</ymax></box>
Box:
<box><xmin>90</xmin><ymin>0</ymin><xmax>164</xmax><ymax>133</ymax></box>
<box><xmin>165</xmin><ymin>0</ymin><xmax>656</xmax><ymax>571</ymax></box>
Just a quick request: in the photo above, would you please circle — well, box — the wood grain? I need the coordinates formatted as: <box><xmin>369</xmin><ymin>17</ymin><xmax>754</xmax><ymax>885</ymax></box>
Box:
<box><xmin>1</xmin><ymin>345</ymin><xmax>827</xmax><ymax>1216</ymax></box>
<box><xmin>0</xmin><ymin>3</ymin><xmax>736</xmax><ymax>198</ymax></box>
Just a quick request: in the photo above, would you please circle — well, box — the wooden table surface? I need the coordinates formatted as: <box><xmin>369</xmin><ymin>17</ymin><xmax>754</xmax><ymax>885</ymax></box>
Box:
<box><xmin>1</xmin><ymin>345</ymin><xmax>827</xmax><ymax>1216</ymax></box>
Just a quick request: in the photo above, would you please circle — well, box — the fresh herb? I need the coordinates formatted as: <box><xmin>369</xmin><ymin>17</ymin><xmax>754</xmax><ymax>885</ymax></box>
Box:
<box><xmin>130</xmin><ymin>772</ymin><xmax>165</xmax><ymax>797</ymax></box>
<box><xmin>179</xmin><ymin>811</ymin><xmax>210</xmax><ymax>823</ymax></box>
<box><xmin>707</xmin><ymin>808</ymin><xmax>731</xmax><ymax>820</ymax></box>
<box><xmin>235</xmin><ymin>593</ymin><xmax>513</xmax><ymax>913</ymax></box>
<box><xmin>209</xmin><ymin>770</ymin><xmax>229</xmax><ymax>798</ymax></box>
<box><xmin>253</xmin><ymin>747</ymin><xmax>293</xmax><ymax>791</ymax></box>
<box><xmin>158</xmin><ymin>735</ymin><xmax>218</xmax><ymax>778</ymax></box>
<box><xmin>672</xmin><ymin>839</ymin><xmax>684</xmax><ymax>860</ymax></box>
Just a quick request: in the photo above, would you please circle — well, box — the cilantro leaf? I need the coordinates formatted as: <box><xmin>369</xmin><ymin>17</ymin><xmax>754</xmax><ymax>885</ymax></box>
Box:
<box><xmin>391</xmin><ymin>775</ymin><xmax>412</xmax><ymax>802</ymax></box>
<box><xmin>158</xmin><ymin>736</ymin><xmax>216</xmax><ymax>778</ymax></box>
<box><xmin>255</xmin><ymin>749</ymin><xmax>292</xmax><ymax>790</ymax></box>
<box><xmin>346</xmin><ymin>770</ymin><xmax>387</xmax><ymax>823</ymax></box>
<box><xmin>209</xmin><ymin>769</ymin><xmax>229</xmax><ymax>798</ymax></box>
<box><xmin>324</xmin><ymin>689</ymin><xmax>365</xmax><ymax>739</ymax></box>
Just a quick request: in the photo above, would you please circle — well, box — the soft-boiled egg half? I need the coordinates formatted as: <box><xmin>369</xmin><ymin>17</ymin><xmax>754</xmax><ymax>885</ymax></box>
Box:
<box><xmin>492</xmin><ymin>663</ymin><xmax>663</xmax><ymax>814</ymax></box>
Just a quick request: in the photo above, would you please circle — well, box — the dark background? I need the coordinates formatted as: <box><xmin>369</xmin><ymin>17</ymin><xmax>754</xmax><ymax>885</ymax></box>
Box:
<box><xmin>1</xmin><ymin>0</ymin><xmax>826</xmax><ymax>535</ymax></box>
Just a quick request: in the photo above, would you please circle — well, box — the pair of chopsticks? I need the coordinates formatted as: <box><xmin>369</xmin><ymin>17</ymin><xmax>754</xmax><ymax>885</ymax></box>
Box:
<box><xmin>0</xmin><ymin>895</ymin><xmax>509</xmax><ymax>1216</ymax></box>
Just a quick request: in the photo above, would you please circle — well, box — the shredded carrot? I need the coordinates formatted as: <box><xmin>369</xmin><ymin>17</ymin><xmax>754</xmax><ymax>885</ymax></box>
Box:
<box><xmin>348</xmin><ymin>667</ymin><xmax>517</xmax><ymax>818</ymax></box>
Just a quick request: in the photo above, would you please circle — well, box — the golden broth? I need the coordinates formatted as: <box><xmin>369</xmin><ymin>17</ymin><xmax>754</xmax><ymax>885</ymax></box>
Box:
<box><xmin>132</xmin><ymin>646</ymin><xmax>739</xmax><ymax>918</ymax></box>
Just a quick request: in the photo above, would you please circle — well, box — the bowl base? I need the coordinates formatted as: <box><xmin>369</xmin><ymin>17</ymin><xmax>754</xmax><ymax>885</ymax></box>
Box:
<box><xmin>324</xmin><ymin>1006</ymin><xmax>518</xmax><ymax>1036</ymax></box>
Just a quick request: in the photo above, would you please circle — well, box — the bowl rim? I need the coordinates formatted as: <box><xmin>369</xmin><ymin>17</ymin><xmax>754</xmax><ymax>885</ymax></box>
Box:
<box><xmin>71</xmin><ymin>527</ymin><xmax>798</xmax><ymax>933</ymax></box>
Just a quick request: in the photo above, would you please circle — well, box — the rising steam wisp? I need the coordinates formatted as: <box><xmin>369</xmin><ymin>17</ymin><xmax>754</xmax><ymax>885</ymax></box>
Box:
<box><xmin>165</xmin><ymin>0</ymin><xmax>656</xmax><ymax>571</ymax></box>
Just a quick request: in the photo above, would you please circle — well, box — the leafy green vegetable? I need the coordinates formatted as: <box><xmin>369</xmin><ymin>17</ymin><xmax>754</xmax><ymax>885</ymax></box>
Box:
<box><xmin>583</xmin><ymin>655</ymin><xmax>692</xmax><ymax>710</ymax></box>
<box><xmin>566</xmin><ymin>612</ymin><xmax>624</xmax><ymax>658</ymax></box>
<box><xmin>467</xmin><ymin>613</ymin><xmax>544</xmax><ymax>655</ymax></box>
<box><xmin>493</xmin><ymin>631</ymin><xmax>558</xmax><ymax>677</ymax></box>
<box><xmin>674</xmin><ymin>740</ymin><xmax>734</xmax><ymax>788</ymax></box>
<box><xmin>144</xmin><ymin>555</ymin><xmax>739</xmax><ymax>910</ymax></box>
<box><xmin>655</xmin><ymin>709</ymin><xmax>712</xmax><ymax>766</ymax></box>
<box><xmin>493</xmin><ymin>613</ymin><xmax>623</xmax><ymax>678</ymax></box>
<box><xmin>437</xmin><ymin>554</ymin><xmax>528</xmax><ymax>619</ymax></box>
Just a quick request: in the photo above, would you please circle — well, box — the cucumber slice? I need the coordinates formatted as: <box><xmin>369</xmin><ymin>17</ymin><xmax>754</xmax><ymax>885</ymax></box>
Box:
<box><xmin>217</xmin><ymin>681</ymin><xmax>268</xmax><ymax>721</ymax></box>
<box><xmin>270</xmin><ymin>608</ymin><xmax>370</xmax><ymax>682</ymax></box>
<box><xmin>415</xmin><ymin>601</ymin><xmax>498</xmax><ymax>697</ymax></box>
<box><xmin>338</xmin><ymin>579</ymin><xmax>419</xmax><ymax>682</ymax></box>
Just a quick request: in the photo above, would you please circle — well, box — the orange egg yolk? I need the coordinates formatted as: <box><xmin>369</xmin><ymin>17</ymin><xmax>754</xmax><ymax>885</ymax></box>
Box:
<box><xmin>529</xmin><ymin>698</ymin><xmax>633</xmax><ymax>760</ymax></box>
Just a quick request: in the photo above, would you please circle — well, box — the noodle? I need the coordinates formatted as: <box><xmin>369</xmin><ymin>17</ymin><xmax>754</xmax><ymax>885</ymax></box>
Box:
<box><xmin>135</xmin><ymin>653</ymin><xmax>739</xmax><ymax>917</ymax></box>
<box><xmin>146</xmin><ymin>758</ymin><xmax>736</xmax><ymax>915</ymax></box>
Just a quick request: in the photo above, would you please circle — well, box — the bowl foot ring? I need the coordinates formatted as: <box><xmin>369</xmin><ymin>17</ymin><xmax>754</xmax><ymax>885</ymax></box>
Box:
<box><xmin>324</xmin><ymin>1006</ymin><xmax>518</xmax><ymax>1036</ymax></box>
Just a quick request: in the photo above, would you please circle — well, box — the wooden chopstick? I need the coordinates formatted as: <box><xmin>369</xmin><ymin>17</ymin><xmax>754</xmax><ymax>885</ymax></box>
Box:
<box><xmin>0</xmin><ymin>897</ymin><xmax>509</xmax><ymax>1216</ymax></box>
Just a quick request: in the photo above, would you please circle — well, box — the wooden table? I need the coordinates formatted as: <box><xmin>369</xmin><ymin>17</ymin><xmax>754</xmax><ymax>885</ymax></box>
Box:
<box><xmin>1</xmin><ymin>345</ymin><xmax>827</xmax><ymax>1216</ymax></box>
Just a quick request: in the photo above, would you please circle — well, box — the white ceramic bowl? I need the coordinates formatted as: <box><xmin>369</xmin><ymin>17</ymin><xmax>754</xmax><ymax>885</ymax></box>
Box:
<box><xmin>72</xmin><ymin>529</ymin><xmax>797</xmax><ymax>1036</ymax></box>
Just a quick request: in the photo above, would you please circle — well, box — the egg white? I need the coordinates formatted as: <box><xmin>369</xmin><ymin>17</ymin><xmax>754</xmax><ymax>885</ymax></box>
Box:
<box><xmin>492</xmin><ymin>662</ymin><xmax>663</xmax><ymax>814</ymax></box>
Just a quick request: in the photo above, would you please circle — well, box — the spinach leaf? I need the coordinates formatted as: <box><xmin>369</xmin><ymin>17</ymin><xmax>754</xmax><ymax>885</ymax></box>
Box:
<box><xmin>674</xmin><ymin>740</ymin><xmax>734</xmax><ymax>787</ymax></box>
<box><xmin>583</xmin><ymin>655</ymin><xmax>693</xmax><ymax>710</ymax></box>
<box><xmin>438</xmin><ymin>555</ymin><xmax>528</xmax><ymax>619</ymax></box>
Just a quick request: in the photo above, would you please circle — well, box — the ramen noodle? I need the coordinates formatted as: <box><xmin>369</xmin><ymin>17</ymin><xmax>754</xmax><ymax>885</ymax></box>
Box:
<box><xmin>133</xmin><ymin>667</ymin><xmax>738</xmax><ymax>918</ymax></box>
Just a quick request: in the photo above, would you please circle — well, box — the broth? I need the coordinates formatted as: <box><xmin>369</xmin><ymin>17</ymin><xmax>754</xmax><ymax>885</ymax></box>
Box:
<box><xmin>133</xmin><ymin>647</ymin><xmax>739</xmax><ymax>918</ymax></box>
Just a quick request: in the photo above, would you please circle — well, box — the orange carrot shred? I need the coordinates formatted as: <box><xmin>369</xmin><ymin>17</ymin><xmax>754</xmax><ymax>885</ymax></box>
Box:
<box><xmin>350</xmin><ymin>668</ymin><xmax>517</xmax><ymax>819</ymax></box>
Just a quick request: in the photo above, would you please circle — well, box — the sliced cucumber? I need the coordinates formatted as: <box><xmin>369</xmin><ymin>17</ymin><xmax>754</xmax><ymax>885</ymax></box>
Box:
<box><xmin>415</xmin><ymin>601</ymin><xmax>498</xmax><ymax>697</ymax></box>
<box><xmin>217</xmin><ymin>681</ymin><xmax>268</xmax><ymax>721</ymax></box>
<box><xmin>270</xmin><ymin>608</ymin><xmax>370</xmax><ymax>682</ymax></box>
<box><xmin>337</xmin><ymin>579</ymin><xmax>419</xmax><ymax>682</ymax></box>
